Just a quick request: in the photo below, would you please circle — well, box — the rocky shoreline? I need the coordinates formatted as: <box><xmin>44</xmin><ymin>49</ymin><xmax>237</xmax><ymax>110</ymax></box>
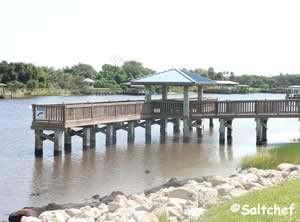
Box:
<box><xmin>9</xmin><ymin>163</ymin><xmax>300</xmax><ymax>222</ymax></box>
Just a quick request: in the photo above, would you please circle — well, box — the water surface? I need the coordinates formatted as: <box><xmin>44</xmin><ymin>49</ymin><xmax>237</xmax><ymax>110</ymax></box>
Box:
<box><xmin>0</xmin><ymin>93</ymin><xmax>299</xmax><ymax>220</ymax></box>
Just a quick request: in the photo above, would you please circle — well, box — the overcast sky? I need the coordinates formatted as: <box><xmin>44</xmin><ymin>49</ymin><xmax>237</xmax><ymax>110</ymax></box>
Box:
<box><xmin>0</xmin><ymin>0</ymin><xmax>299</xmax><ymax>75</ymax></box>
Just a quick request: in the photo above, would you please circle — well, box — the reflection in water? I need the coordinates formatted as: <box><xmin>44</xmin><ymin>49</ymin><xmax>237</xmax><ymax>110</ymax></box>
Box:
<box><xmin>2</xmin><ymin>93</ymin><xmax>300</xmax><ymax>220</ymax></box>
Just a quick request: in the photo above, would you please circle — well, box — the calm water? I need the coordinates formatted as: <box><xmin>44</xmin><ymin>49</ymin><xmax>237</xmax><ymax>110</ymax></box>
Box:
<box><xmin>0</xmin><ymin>93</ymin><xmax>299</xmax><ymax>220</ymax></box>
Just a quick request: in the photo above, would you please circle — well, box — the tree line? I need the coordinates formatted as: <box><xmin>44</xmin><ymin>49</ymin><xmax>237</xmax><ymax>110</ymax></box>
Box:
<box><xmin>0</xmin><ymin>60</ymin><xmax>300</xmax><ymax>93</ymax></box>
<box><xmin>0</xmin><ymin>60</ymin><xmax>154</xmax><ymax>93</ymax></box>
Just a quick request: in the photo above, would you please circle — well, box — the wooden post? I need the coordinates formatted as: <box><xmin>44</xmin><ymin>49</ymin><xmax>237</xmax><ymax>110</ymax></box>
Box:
<box><xmin>160</xmin><ymin>118</ymin><xmax>167</xmax><ymax>135</ymax></box>
<box><xmin>262</xmin><ymin>119</ymin><xmax>268</xmax><ymax>144</ymax></box>
<box><xmin>34</xmin><ymin>129</ymin><xmax>43</xmax><ymax>157</ymax></box>
<box><xmin>90</xmin><ymin>126</ymin><xmax>96</xmax><ymax>149</ymax></box>
<box><xmin>145</xmin><ymin>119</ymin><xmax>152</xmax><ymax>143</ymax></box>
<box><xmin>128</xmin><ymin>121</ymin><xmax>135</xmax><ymax>143</ymax></box>
<box><xmin>54</xmin><ymin>130</ymin><xmax>63</xmax><ymax>156</ymax></box>
<box><xmin>196</xmin><ymin>120</ymin><xmax>202</xmax><ymax>137</ymax></box>
<box><xmin>64</xmin><ymin>128</ymin><xmax>72</xmax><ymax>152</ymax></box>
<box><xmin>197</xmin><ymin>86</ymin><xmax>203</xmax><ymax>101</ymax></box>
<box><xmin>113</xmin><ymin>126</ymin><xmax>117</xmax><ymax>144</ymax></box>
<box><xmin>256</xmin><ymin>118</ymin><xmax>263</xmax><ymax>145</ymax></box>
<box><xmin>226</xmin><ymin>120</ymin><xmax>233</xmax><ymax>143</ymax></box>
<box><xmin>183</xmin><ymin>86</ymin><xmax>190</xmax><ymax>141</ymax></box>
<box><xmin>209</xmin><ymin>118</ymin><xmax>214</xmax><ymax>128</ymax></box>
<box><xmin>83</xmin><ymin>127</ymin><xmax>91</xmax><ymax>149</ymax></box>
<box><xmin>173</xmin><ymin>118</ymin><xmax>180</xmax><ymax>133</ymax></box>
<box><xmin>106</xmin><ymin>124</ymin><xmax>114</xmax><ymax>146</ymax></box>
<box><xmin>162</xmin><ymin>85</ymin><xmax>168</xmax><ymax>100</ymax></box>
<box><xmin>145</xmin><ymin>85</ymin><xmax>152</xmax><ymax>102</ymax></box>
<box><xmin>161</xmin><ymin>85</ymin><xmax>168</xmax><ymax>135</ymax></box>
<box><xmin>219</xmin><ymin>119</ymin><xmax>225</xmax><ymax>144</ymax></box>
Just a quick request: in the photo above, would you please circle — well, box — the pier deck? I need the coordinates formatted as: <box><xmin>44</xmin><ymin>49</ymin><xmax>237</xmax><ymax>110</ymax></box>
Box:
<box><xmin>31</xmin><ymin>99</ymin><xmax>300</xmax><ymax>156</ymax></box>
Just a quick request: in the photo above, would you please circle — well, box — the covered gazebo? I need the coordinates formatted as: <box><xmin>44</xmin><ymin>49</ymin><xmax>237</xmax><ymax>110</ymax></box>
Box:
<box><xmin>130</xmin><ymin>69</ymin><xmax>216</xmax><ymax>140</ymax></box>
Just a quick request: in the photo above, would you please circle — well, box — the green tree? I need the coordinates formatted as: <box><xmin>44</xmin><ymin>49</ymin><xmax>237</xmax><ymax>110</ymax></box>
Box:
<box><xmin>26</xmin><ymin>79</ymin><xmax>39</xmax><ymax>90</ymax></box>
<box><xmin>122</xmin><ymin>60</ymin><xmax>154</xmax><ymax>79</ymax></box>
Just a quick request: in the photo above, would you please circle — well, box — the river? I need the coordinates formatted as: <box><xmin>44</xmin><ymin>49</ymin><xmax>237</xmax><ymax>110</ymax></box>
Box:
<box><xmin>0</xmin><ymin>93</ymin><xmax>299</xmax><ymax>220</ymax></box>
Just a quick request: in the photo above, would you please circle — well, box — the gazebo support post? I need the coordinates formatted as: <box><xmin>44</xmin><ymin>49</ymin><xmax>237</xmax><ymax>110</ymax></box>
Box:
<box><xmin>160</xmin><ymin>85</ymin><xmax>168</xmax><ymax>135</ymax></box>
<box><xmin>183</xmin><ymin>86</ymin><xmax>190</xmax><ymax>141</ymax></box>
<box><xmin>196</xmin><ymin>86</ymin><xmax>204</xmax><ymax>136</ymax></box>
<box><xmin>145</xmin><ymin>85</ymin><xmax>152</xmax><ymax>142</ymax></box>
<box><xmin>197</xmin><ymin>86</ymin><xmax>203</xmax><ymax>101</ymax></box>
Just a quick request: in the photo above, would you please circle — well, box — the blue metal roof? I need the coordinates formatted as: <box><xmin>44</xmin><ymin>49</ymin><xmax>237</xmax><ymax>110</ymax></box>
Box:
<box><xmin>130</xmin><ymin>69</ymin><xmax>216</xmax><ymax>86</ymax></box>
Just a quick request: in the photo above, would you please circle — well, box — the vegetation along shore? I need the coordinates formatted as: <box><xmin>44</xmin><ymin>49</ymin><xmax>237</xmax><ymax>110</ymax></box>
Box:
<box><xmin>1</xmin><ymin>60</ymin><xmax>300</xmax><ymax>97</ymax></box>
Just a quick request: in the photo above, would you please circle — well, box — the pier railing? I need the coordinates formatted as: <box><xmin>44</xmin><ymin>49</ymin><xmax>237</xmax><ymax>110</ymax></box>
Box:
<box><xmin>32</xmin><ymin>99</ymin><xmax>300</xmax><ymax>128</ymax></box>
<box><xmin>32</xmin><ymin>100</ymin><xmax>146</xmax><ymax>128</ymax></box>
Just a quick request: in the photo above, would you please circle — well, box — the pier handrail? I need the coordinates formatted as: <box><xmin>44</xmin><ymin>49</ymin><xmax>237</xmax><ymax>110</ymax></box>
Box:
<box><xmin>32</xmin><ymin>99</ymin><xmax>300</xmax><ymax>128</ymax></box>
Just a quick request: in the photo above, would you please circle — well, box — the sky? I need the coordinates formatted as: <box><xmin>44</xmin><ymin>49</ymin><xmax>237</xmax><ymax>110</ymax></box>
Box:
<box><xmin>0</xmin><ymin>0</ymin><xmax>300</xmax><ymax>75</ymax></box>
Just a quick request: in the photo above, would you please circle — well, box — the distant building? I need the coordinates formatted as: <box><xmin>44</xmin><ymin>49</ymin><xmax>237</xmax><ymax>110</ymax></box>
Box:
<box><xmin>83</xmin><ymin>78</ymin><xmax>95</xmax><ymax>88</ymax></box>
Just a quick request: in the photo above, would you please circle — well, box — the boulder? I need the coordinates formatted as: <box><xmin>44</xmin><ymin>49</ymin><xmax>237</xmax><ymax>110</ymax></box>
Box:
<box><xmin>206</xmin><ymin>176</ymin><xmax>229</xmax><ymax>186</ymax></box>
<box><xmin>133</xmin><ymin>211</ymin><xmax>159</xmax><ymax>222</ymax></box>
<box><xmin>168</xmin><ymin>187</ymin><xmax>197</xmax><ymax>201</ymax></box>
<box><xmin>9</xmin><ymin>208</ymin><xmax>40</xmax><ymax>222</ymax></box>
<box><xmin>39</xmin><ymin>210</ymin><xmax>70</xmax><ymax>222</ymax></box>
<box><xmin>277</xmin><ymin>163</ymin><xmax>299</xmax><ymax>172</ymax></box>
<box><xmin>215</xmin><ymin>183</ymin><xmax>234</xmax><ymax>196</ymax></box>
<box><xmin>21</xmin><ymin>216</ymin><xmax>41</xmax><ymax>222</ymax></box>
<box><xmin>198</xmin><ymin>187</ymin><xmax>218</xmax><ymax>208</ymax></box>
<box><xmin>183</xmin><ymin>207</ymin><xmax>206</xmax><ymax>220</ymax></box>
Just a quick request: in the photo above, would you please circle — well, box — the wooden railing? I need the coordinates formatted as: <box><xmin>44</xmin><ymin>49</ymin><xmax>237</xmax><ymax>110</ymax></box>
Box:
<box><xmin>32</xmin><ymin>99</ymin><xmax>300</xmax><ymax>128</ymax></box>
<box><xmin>64</xmin><ymin>101</ymin><xmax>145</xmax><ymax>122</ymax></box>
<box><xmin>191</xmin><ymin>100</ymin><xmax>300</xmax><ymax>116</ymax></box>
<box><xmin>151</xmin><ymin>100</ymin><xmax>183</xmax><ymax>116</ymax></box>
<box><xmin>32</xmin><ymin>101</ymin><xmax>145</xmax><ymax>125</ymax></box>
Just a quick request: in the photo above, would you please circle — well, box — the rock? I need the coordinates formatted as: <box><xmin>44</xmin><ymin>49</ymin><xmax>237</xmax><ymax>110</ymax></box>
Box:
<box><xmin>277</xmin><ymin>163</ymin><xmax>299</xmax><ymax>172</ymax></box>
<box><xmin>257</xmin><ymin>177</ymin><xmax>273</xmax><ymax>187</ymax></box>
<box><xmin>244</xmin><ymin>182</ymin><xmax>264</xmax><ymax>190</ymax></box>
<box><xmin>144</xmin><ymin>178</ymin><xmax>186</xmax><ymax>195</ymax></box>
<box><xmin>183</xmin><ymin>207</ymin><xmax>206</xmax><ymax>219</ymax></box>
<box><xmin>68</xmin><ymin>217</ymin><xmax>95</xmax><ymax>222</ymax></box>
<box><xmin>206</xmin><ymin>176</ymin><xmax>229</xmax><ymax>186</ymax></box>
<box><xmin>98</xmin><ymin>204</ymin><xmax>109</xmax><ymax>214</ymax></box>
<box><xmin>9</xmin><ymin>208</ymin><xmax>40</xmax><ymax>222</ymax></box>
<box><xmin>215</xmin><ymin>183</ymin><xmax>234</xmax><ymax>196</ymax></box>
<box><xmin>100</xmin><ymin>191</ymin><xmax>125</xmax><ymax>205</ymax></box>
<box><xmin>166</xmin><ymin>207</ymin><xmax>183</xmax><ymax>221</ymax></box>
<box><xmin>288</xmin><ymin>170</ymin><xmax>300</xmax><ymax>179</ymax></box>
<box><xmin>65</xmin><ymin>208</ymin><xmax>82</xmax><ymax>217</ymax></box>
<box><xmin>229</xmin><ymin>188</ymin><xmax>248</xmax><ymax>198</ymax></box>
<box><xmin>21</xmin><ymin>216</ymin><xmax>41</xmax><ymax>222</ymax></box>
<box><xmin>198</xmin><ymin>187</ymin><xmax>218</xmax><ymax>208</ymax></box>
<box><xmin>80</xmin><ymin>206</ymin><xmax>102</xmax><ymax>219</ymax></box>
<box><xmin>168</xmin><ymin>187</ymin><xmax>197</xmax><ymax>201</ymax></box>
<box><xmin>133</xmin><ymin>211</ymin><xmax>159</xmax><ymax>222</ymax></box>
<box><xmin>108</xmin><ymin>202</ymin><xmax>125</xmax><ymax>213</ymax></box>
<box><xmin>39</xmin><ymin>210</ymin><xmax>70</xmax><ymax>222</ymax></box>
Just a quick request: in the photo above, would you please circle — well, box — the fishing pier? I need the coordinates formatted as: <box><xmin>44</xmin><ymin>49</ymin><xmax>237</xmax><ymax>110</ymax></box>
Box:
<box><xmin>31</xmin><ymin>69</ymin><xmax>300</xmax><ymax>156</ymax></box>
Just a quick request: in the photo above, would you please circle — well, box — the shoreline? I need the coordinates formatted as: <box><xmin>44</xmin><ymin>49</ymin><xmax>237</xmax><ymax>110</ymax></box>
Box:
<box><xmin>9</xmin><ymin>163</ymin><xmax>300</xmax><ymax>222</ymax></box>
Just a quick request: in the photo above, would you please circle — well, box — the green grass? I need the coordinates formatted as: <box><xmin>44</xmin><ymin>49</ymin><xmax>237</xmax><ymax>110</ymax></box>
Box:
<box><xmin>241</xmin><ymin>143</ymin><xmax>300</xmax><ymax>170</ymax></box>
<box><xmin>199</xmin><ymin>179</ymin><xmax>300</xmax><ymax>222</ymax></box>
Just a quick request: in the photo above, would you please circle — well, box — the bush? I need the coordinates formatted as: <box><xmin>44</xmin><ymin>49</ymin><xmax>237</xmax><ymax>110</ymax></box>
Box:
<box><xmin>26</xmin><ymin>80</ymin><xmax>39</xmax><ymax>90</ymax></box>
<box><xmin>7</xmin><ymin>80</ymin><xmax>25</xmax><ymax>92</ymax></box>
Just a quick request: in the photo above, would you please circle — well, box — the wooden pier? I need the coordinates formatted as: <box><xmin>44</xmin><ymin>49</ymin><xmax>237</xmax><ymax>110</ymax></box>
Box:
<box><xmin>31</xmin><ymin>99</ymin><xmax>300</xmax><ymax>157</ymax></box>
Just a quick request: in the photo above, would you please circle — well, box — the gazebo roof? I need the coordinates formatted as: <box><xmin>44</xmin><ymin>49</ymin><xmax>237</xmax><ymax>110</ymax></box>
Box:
<box><xmin>130</xmin><ymin>69</ymin><xmax>216</xmax><ymax>86</ymax></box>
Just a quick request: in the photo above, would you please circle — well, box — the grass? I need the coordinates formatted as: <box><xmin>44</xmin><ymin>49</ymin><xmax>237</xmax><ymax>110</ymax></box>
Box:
<box><xmin>240</xmin><ymin>143</ymin><xmax>300</xmax><ymax>170</ymax></box>
<box><xmin>199</xmin><ymin>179</ymin><xmax>300</xmax><ymax>222</ymax></box>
